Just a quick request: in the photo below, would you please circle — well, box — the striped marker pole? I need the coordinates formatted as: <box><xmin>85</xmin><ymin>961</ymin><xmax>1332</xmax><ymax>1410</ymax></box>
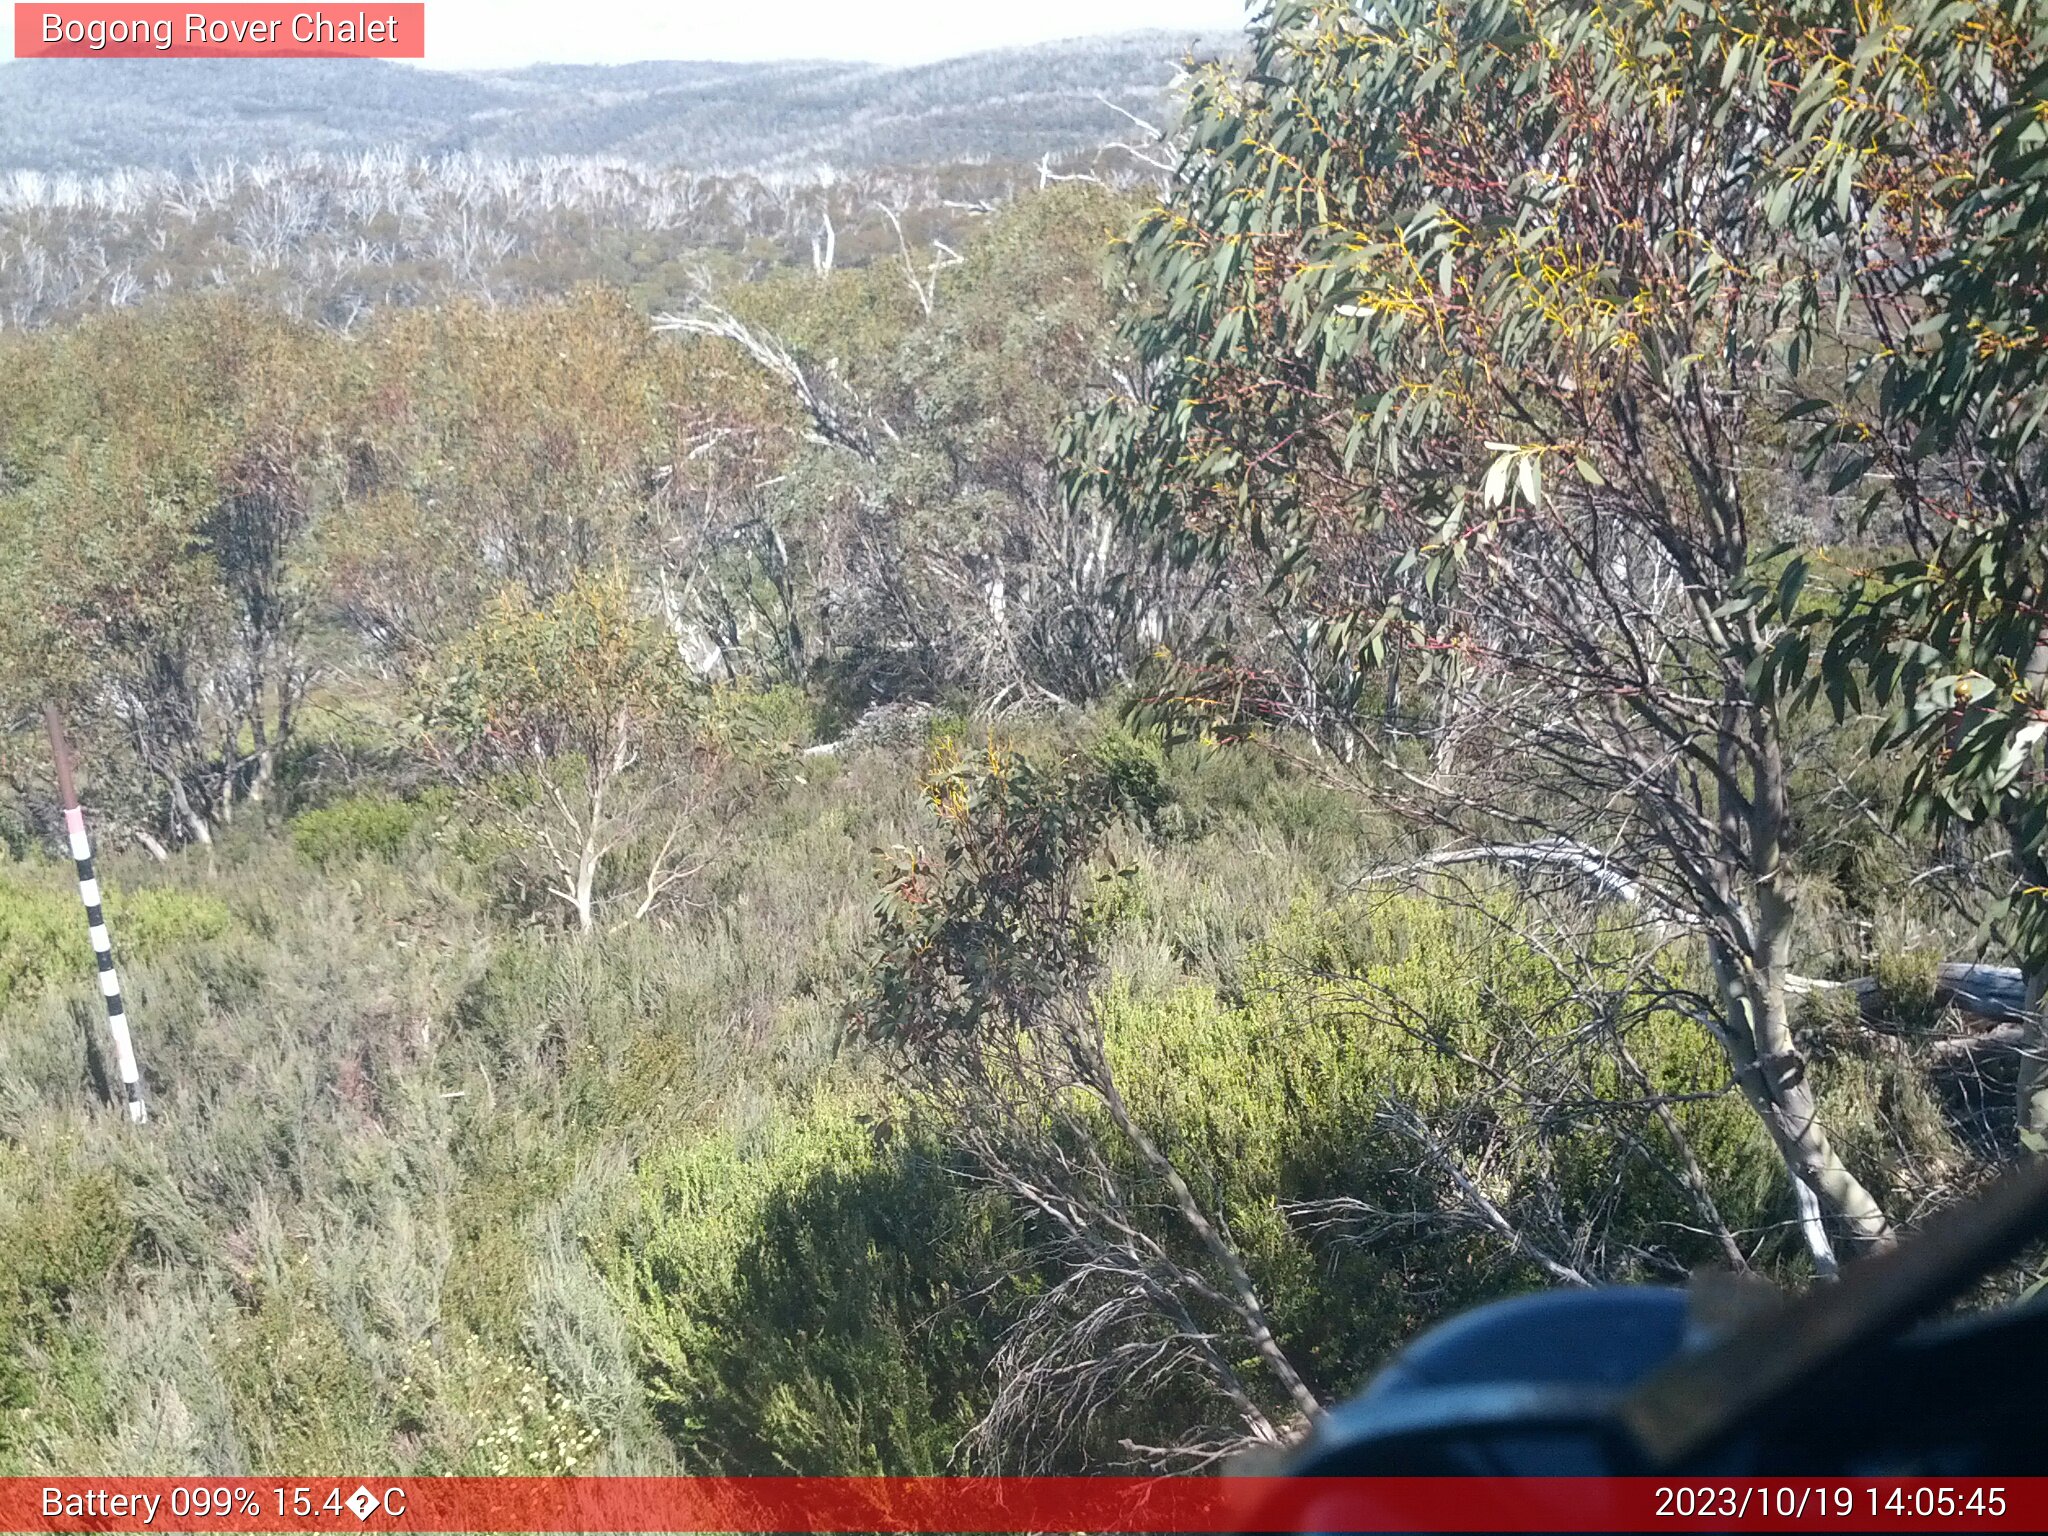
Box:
<box><xmin>44</xmin><ymin>706</ymin><xmax>148</xmax><ymax>1124</ymax></box>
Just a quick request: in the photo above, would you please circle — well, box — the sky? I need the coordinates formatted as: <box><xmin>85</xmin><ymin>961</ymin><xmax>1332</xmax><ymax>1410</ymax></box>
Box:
<box><xmin>417</xmin><ymin>1</ymin><xmax>1253</xmax><ymax>70</ymax></box>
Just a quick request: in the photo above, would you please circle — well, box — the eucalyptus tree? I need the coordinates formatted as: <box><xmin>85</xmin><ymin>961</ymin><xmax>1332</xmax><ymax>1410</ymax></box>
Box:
<box><xmin>321</xmin><ymin>290</ymin><xmax>689</xmax><ymax>661</ymax></box>
<box><xmin>0</xmin><ymin>299</ymin><xmax>333</xmax><ymax>844</ymax></box>
<box><xmin>1063</xmin><ymin>0</ymin><xmax>1993</xmax><ymax>1261</ymax></box>
<box><xmin>1812</xmin><ymin>4</ymin><xmax>2048</xmax><ymax>1143</ymax></box>
<box><xmin>422</xmin><ymin>572</ymin><xmax>708</xmax><ymax>934</ymax></box>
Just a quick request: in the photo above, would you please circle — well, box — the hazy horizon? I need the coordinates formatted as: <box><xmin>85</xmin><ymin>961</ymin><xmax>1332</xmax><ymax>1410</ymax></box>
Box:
<box><xmin>406</xmin><ymin>0</ymin><xmax>1250</xmax><ymax>71</ymax></box>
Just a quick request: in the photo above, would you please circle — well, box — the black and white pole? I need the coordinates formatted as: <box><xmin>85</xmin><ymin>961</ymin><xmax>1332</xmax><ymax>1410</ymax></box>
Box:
<box><xmin>45</xmin><ymin>706</ymin><xmax>147</xmax><ymax>1124</ymax></box>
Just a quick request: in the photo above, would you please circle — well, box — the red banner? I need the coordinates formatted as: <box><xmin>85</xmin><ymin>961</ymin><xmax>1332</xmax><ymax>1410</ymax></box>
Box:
<box><xmin>3</xmin><ymin>1477</ymin><xmax>2044</xmax><ymax>1532</ymax></box>
<box><xmin>13</xmin><ymin>6</ymin><xmax>425</xmax><ymax>59</ymax></box>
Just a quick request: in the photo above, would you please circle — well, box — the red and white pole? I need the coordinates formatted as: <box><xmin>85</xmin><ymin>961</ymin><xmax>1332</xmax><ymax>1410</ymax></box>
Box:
<box><xmin>44</xmin><ymin>706</ymin><xmax>147</xmax><ymax>1124</ymax></box>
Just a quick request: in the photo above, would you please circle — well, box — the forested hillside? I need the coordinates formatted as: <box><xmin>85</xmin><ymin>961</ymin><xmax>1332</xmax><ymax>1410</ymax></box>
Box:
<box><xmin>3</xmin><ymin>0</ymin><xmax>2048</xmax><ymax>1477</ymax></box>
<box><xmin>0</xmin><ymin>32</ymin><xmax>1223</xmax><ymax>175</ymax></box>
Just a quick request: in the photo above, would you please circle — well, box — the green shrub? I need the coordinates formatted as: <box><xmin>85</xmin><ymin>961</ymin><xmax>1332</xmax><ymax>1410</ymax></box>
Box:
<box><xmin>0</xmin><ymin>872</ymin><xmax>232</xmax><ymax>1009</ymax></box>
<box><xmin>290</xmin><ymin>794</ymin><xmax>421</xmax><ymax>866</ymax></box>
<box><xmin>703</xmin><ymin>683</ymin><xmax>822</xmax><ymax>755</ymax></box>
<box><xmin>924</xmin><ymin>708</ymin><xmax>974</xmax><ymax>750</ymax></box>
<box><xmin>217</xmin><ymin>1288</ymin><xmax>382</xmax><ymax>1470</ymax></box>
<box><xmin>118</xmin><ymin>887</ymin><xmax>233</xmax><ymax>953</ymax></box>
<box><xmin>1093</xmin><ymin>894</ymin><xmax>1785</xmax><ymax>1397</ymax></box>
<box><xmin>1874</xmin><ymin>943</ymin><xmax>1945</xmax><ymax>1033</ymax></box>
<box><xmin>611</xmin><ymin>1093</ymin><xmax>1012</xmax><ymax>1473</ymax></box>
<box><xmin>1088</xmin><ymin>726</ymin><xmax>1171</xmax><ymax>825</ymax></box>
<box><xmin>1156</xmin><ymin>741</ymin><xmax>1371</xmax><ymax>858</ymax></box>
<box><xmin>0</xmin><ymin>874</ymin><xmax>74</xmax><ymax>1011</ymax></box>
<box><xmin>0</xmin><ymin>1154</ymin><xmax>133</xmax><ymax>1425</ymax></box>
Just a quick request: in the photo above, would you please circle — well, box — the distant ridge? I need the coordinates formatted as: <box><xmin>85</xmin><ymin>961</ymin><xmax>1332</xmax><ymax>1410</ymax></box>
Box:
<box><xmin>0</xmin><ymin>31</ymin><xmax>1235</xmax><ymax>175</ymax></box>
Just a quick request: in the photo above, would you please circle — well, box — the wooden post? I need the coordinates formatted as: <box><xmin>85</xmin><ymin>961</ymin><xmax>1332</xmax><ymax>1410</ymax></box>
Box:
<box><xmin>44</xmin><ymin>706</ymin><xmax>148</xmax><ymax>1124</ymax></box>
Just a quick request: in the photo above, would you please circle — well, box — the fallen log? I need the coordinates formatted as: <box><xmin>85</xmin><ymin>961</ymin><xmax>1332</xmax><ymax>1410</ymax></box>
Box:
<box><xmin>1373</xmin><ymin>838</ymin><xmax>1658</xmax><ymax>910</ymax></box>
<box><xmin>1787</xmin><ymin>964</ymin><xmax>2030</xmax><ymax>1025</ymax></box>
<box><xmin>1926</xmin><ymin>1021</ymin><xmax>2028</xmax><ymax>1063</ymax></box>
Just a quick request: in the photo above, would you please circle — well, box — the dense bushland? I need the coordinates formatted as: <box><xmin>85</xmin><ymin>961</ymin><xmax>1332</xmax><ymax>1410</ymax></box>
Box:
<box><xmin>3</xmin><ymin>0</ymin><xmax>2047</xmax><ymax>1478</ymax></box>
<box><xmin>3</xmin><ymin>727</ymin><xmax>1934</xmax><ymax>1473</ymax></box>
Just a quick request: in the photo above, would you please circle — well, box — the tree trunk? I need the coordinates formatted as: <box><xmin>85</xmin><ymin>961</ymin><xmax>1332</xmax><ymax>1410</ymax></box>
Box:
<box><xmin>1381</xmin><ymin>640</ymin><xmax>1400</xmax><ymax>741</ymax></box>
<box><xmin>571</xmin><ymin>842</ymin><xmax>599</xmax><ymax>934</ymax></box>
<box><xmin>2009</xmin><ymin>832</ymin><xmax>2048</xmax><ymax>1148</ymax></box>
<box><xmin>1740</xmin><ymin>697</ymin><xmax>1892</xmax><ymax>1254</ymax></box>
<box><xmin>247</xmin><ymin>699</ymin><xmax>273</xmax><ymax>804</ymax></box>
<box><xmin>168</xmin><ymin>778</ymin><xmax>213</xmax><ymax>846</ymax></box>
<box><xmin>2016</xmin><ymin>959</ymin><xmax>2048</xmax><ymax>1150</ymax></box>
<box><xmin>1711</xmin><ymin>938</ymin><xmax>1892</xmax><ymax>1257</ymax></box>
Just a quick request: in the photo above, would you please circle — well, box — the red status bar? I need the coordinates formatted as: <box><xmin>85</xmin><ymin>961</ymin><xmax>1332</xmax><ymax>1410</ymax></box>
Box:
<box><xmin>6</xmin><ymin>1477</ymin><xmax>2046</xmax><ymax>1532</ymax></box>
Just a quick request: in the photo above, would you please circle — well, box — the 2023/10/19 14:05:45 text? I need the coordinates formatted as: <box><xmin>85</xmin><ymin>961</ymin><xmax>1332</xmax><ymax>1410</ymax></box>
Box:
<box><xmin>38</xmin><ymin>1485</ymin><xmax>407</xmax><ymax>1524</ymax></box>
<box><xmin>1654</xmin><ymin>1484</ymin><xmax>2010</xmax><ymax>1521</ymax></box>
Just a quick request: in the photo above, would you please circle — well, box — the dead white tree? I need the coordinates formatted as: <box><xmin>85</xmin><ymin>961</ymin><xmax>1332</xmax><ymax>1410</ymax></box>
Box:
<box><xmin>810</xmin><ymin>208</ymin><xmax>835</xmax><ymax>276</ymax></box>
<box><xmin>654</xmin><ymin>283</ymin><xmax>897</xmax><ymax>463</ymax></box>
<box><xmin>421</xmin><ymin>578</ymin><xmax>712</xmax><ymax>935</ymax></box>
<box><xmin>873</xmin><ymin>201</ymin><xmax>961</xmax><ymax>318</ymax></box>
